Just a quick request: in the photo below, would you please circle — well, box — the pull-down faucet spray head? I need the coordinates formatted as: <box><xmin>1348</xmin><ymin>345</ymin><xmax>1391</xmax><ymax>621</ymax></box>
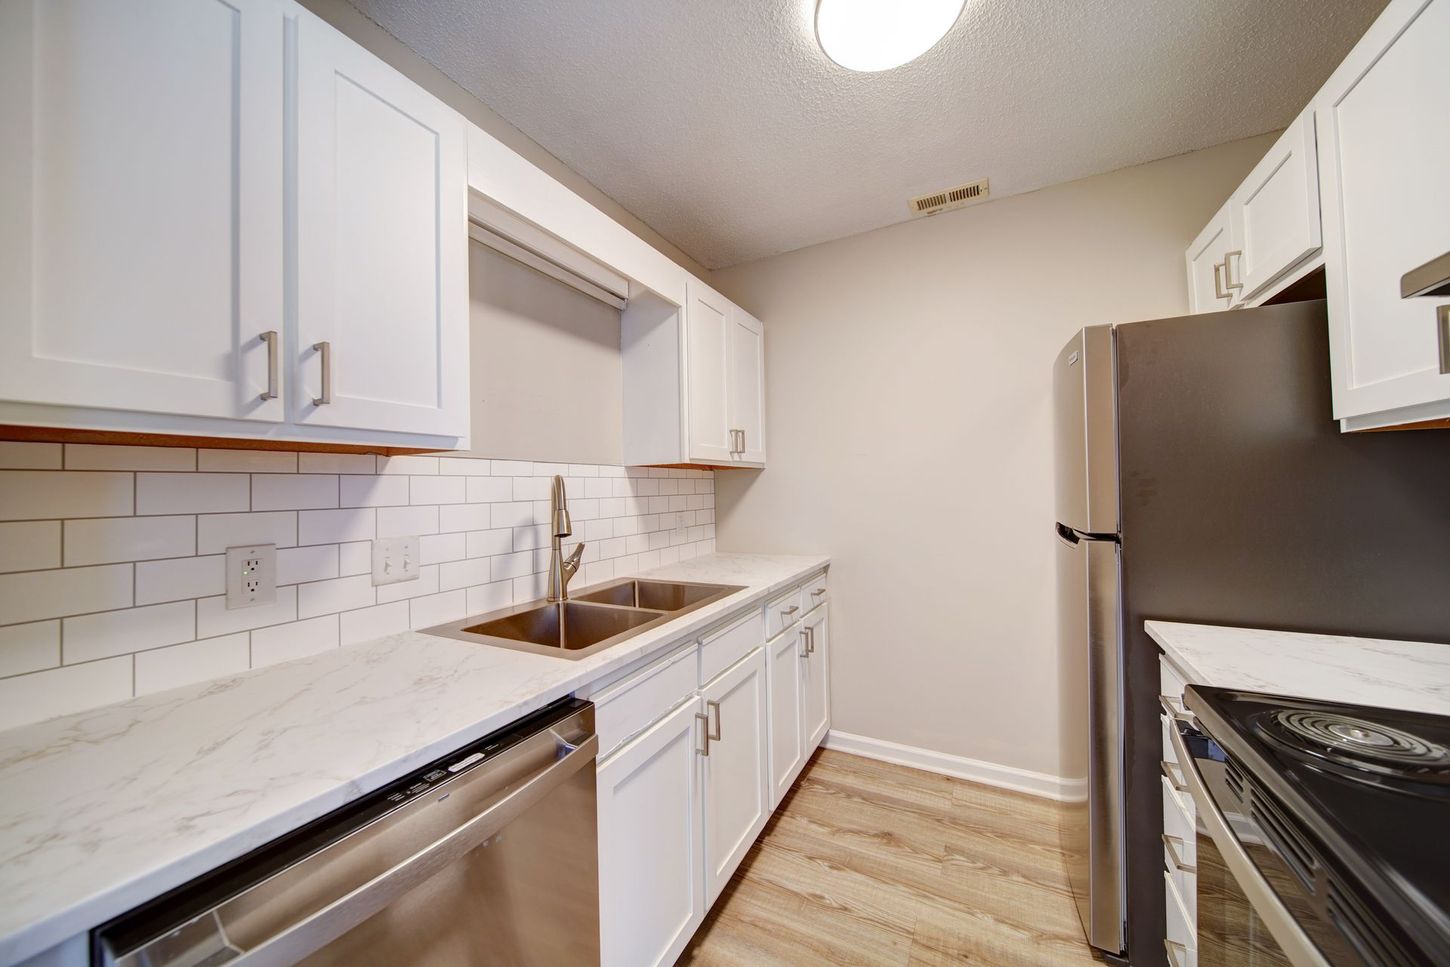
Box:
<box><xmin>550</xmin><ymin>475</ymin><xmax>572</xmax><ymax>539</ymax></box>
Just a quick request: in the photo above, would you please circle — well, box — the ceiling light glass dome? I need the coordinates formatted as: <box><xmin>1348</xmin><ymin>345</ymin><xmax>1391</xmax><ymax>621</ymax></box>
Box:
<box><xmin>815</xmin><ymin>0</ymin><xmax>966</xmax><ymax>73</ymax></box>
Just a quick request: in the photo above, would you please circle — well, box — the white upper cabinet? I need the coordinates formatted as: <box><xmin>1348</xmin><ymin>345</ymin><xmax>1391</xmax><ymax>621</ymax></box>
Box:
<box><xmin>1185</xmin><ymin>203</ymin><xmax>1236</xmax><ymax>315</ymax></box>
<box><xmin>293</xmin><ymin>14</ymin><xmax>468</xmax><ymax>438</ymax></box>
<box><xmin>685</xmin><ymin>281</ymin><xmax>737</xmax><ymax>464</ymax></box>
<box><xmin>0</xmin><ymin>0</ymin><xmax>286</xmax><ymax>422</ymax></box>
<box><xmin>728</xmin><ymin>308</ymin><xmax>767</xmax><ymax>464</ymax></box>
<box><xmin>1228</xmin><ymin>110</ymin><xmax>1322</xmax><ymax>302</ymax></box>
<box><xmin>1319</xmin><ymin>0</ymin><xmax>1450</xmax><ymax>428</ymax></box>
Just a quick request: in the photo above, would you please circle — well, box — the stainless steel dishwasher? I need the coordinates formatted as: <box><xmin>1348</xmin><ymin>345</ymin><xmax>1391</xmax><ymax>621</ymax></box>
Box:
<box><xmin>95</xmin><ymin>698</ymin><xmax>599</xmax><ymax>966</ymax></box>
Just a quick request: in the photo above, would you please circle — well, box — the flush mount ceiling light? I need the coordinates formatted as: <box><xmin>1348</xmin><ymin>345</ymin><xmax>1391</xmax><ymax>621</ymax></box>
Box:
<box><xmin>815</xmin><ymin>0</ymin><xmax>966</xmax><ymax>72</ymax></box>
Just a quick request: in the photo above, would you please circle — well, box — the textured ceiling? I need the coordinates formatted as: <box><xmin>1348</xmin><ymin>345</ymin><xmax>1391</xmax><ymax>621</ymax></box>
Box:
<box><xmin>348</xmin><ymin>0</ymin><xmax>1386</xmax><ymax>269</ymax></box>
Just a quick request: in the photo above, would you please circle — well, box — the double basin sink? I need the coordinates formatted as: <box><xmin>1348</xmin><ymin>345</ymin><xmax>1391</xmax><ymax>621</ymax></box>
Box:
<box><xmin>423</xmin><ymin>578</ymin><xmax>746</xmax><ymax>660</ymax></box>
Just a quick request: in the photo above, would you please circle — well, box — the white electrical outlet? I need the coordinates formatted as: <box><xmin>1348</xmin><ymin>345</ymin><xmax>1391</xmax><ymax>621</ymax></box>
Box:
<box><xmin>373</xmin><ymin>536</ymin><xmax>420</xmax><ymax>586</ymax></box>
<box><xmin>225</xmin><ymin>544</ymin><xmax>276</xmax><ymax>609</ymax></box>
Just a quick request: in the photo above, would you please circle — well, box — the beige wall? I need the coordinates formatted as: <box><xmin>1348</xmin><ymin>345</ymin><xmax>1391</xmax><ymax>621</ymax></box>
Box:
<box><xmin>298</xmin><ymin>0</ymin><xmax>710</xmax><ymax>281</ymax></box>
<box><xmin>466</xmin><ymin>244</ymin><xmax>623</xmax><ymax>465</ymax></box>
<box><xmin>711</xmin><ymin>135</ymin><xmax>1277</xmax><ymax>780</ymax></box>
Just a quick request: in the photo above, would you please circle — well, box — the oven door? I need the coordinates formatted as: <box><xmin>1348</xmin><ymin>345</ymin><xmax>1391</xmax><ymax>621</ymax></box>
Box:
<box><xmin>1169</xmin><ymin>725</ymin><xmax>1352</xmax><ymax>967</ymax></box>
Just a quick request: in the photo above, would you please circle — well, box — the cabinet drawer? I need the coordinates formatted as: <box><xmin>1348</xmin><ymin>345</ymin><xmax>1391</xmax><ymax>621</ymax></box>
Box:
<box><xmin>700</xmin><ymin>610</ymin><xmax>765</xmax><ymax>685</ymax></box>
<box><xmin>802</xmin><ymin>571</ymin><xmax>828</xmax><ymax>613</ymax></box>
<box><xmin>595</xmin><ymin>645</ymin><xmax>698</xmax><ymax>759</ymax></box>
<box><xmin>1164</xmin><ymin>871</ymin><xmax>1198</xmax><ymax>967</ymax></box>
<box><xmin>763</xmin><ymin>586</ymin><xmax>803</xmax><ymax>641</ymax></box>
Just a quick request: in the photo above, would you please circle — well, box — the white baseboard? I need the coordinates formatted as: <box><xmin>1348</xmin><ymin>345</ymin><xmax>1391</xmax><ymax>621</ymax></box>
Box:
<box><xmin>822</xmin><ymin>729</ymin><xmax>1084</xmax><ymax>802</ymax></box>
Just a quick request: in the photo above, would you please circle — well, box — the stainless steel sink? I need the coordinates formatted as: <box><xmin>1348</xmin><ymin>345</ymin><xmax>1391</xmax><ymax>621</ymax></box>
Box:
<box><xmin>573</xmin><ymin>578</ymin><xmax>729</xmax><ymax>612</ymax></box>
<box><xmin>422</xmin><ymin>578</ymin><xmax>745</xmax><ymax>659</ymax></box>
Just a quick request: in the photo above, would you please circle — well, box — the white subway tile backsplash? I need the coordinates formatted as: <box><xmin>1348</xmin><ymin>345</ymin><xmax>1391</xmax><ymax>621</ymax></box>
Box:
<box><xmin>410</xmin><ymin>475</ymin><xmax>465</xmax><ymax>505</ymax></box>
<box><xmin>0</xmin><ymin>442</ymin><xmax>63</xmax><ymax>470</ymax></box>
<box><xmin>0</xmin><ymin>521</ymin><xmax>61</xmax><ymax>574</ymax></box>
<box><xmin>136</xmin><ymin>554</ymin><xmax>226</xmax><ymax>606</ymax></box>
<box><xmin>198</xmin><ymin>512</ymin><xmax>297</xmax><ymax>555</ymax></box>
<box><xmin>299</xmin><ymin>452</ymin><xmax>376</xmax><ymax>474</ymax></box>
<box><xmin>297</xmin><ymin>574</ymin><xmax>375</xmax><ymax>620</ymax></box>
<box><xmin>0</xmin><ymin>564</ymin><xmax>132</xmax><ymax>625</ymax></box>
<box><xmin>198</xmin><ymin>449</ymin><xmax>297</xmax><ymax>473</ymax></box>
<box><xmin>134</xmin><ymin>634</ymin><xmax>250</xmax><ymax>695</ymax></box>
<box><xmin>0</xmin><ymin>446</ymin><xmax>715</xmax><ymax>730</ymax></box>
<box><xmin>64</xmin><ymin>602</ymin><xmax>195</xmax><ymax>664</ymax></box>
<box><xmin>251</xmin><ymin>614</ymin><xmax>339</xmax><ymax>666</ymax></box>
<box><xmin>0</xmin><ymin>658</ymin><xmax>133</xmax><ymax>731</ymax></box>
<box><xmin>137</xmin><ymin>473</ymin><xmax>248</xmax><ymax>516</ymax></box>
<box><xmin>252</xmin><ymin>474</ymin><xmax>338</xmax><ymax>512</ymax></box>
<box><xmin>0</xmin><ymin>621</ymin><xmax>60</xmax><ymax>678</ymax></box>
<box><xmin>409</xmin><ymin>590</ymin><xmax>465</xmax><ymax>629</ymax></box>
<box><xmin>64</xmin><ymin>515</ymin><xmax>195</xmax><ymax>566</ymax></box>
<box><xmin>65</xmin><ymin>444</ymin><xmax>195</xmax><ymax>471</ymax></box>
<box><xmin>299</xmin><ymin>509</ymin><xmax>375</xmax><ymax>546</ymax></box>
<box><xmin>196</xmin><ymin>586</ymin><xmax>297</xmax><ymax>638</ymax></box>
<box><xmin>276</xmin><ymin>545</ymin><xmax>339</xmax><ymax>586</ymax></box>
<box><xmin>339</xmin><ymin>474</ymin><xmax>409</xmax><ymax>508</ymax></box>
<box><xmin>340</xmin><ymin>601</ymin><xmax>411</xmax><ymax>646</ymax></box>
<box><xmin>0</xmin><ymin>471</ymin><xmax>134</xmax><ymax>520</ymax></box>
<box><xmin>377</xmin><ymin>505</ymin><xmax>438</xmax><ymax>538</ymax></box>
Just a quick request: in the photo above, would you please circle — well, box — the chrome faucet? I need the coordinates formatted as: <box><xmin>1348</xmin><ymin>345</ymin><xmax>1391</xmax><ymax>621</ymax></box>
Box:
<box><xmin>546</xmin><ymin>475</ymin><xmax>586</xmax><ymax>602</ymax></box>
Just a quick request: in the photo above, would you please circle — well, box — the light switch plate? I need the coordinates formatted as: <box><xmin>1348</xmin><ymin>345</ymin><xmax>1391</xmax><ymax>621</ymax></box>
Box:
<box><xmin>373</xmin><ymin>536</ymin><xmax>420</xmax><ymax>586</ymax></box>
<box><xmin>225</xmin><ymin>544</ymin><xmax>276</xmax><ymax>609</ymax></box>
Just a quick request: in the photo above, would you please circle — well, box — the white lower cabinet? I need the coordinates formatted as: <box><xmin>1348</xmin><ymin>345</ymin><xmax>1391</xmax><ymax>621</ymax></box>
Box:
<box><xmin>767</xmin><ymin>625</ymin><xmax>806</xmax><ymax>809</ymax></box>
<box><xmin>801</xmin><ymin>606</ymin><xmax>831</xmax><ymax>751</ymax></box>
<box><xmin>701</xmin><ymin>648</ymin><xmax>770</xmax><ymax>905</ymax></box>
<box><xmin>597</xmin><ymin>698</ymin><xmax>706</xmax><ymax>967</ymax></box>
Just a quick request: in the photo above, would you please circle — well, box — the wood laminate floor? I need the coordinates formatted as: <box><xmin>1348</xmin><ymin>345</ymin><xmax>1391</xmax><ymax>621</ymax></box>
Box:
<box><xmin>677</xmin><ymin>749</ymin><xmax>1104</xmax><ymax>966</ymax></box>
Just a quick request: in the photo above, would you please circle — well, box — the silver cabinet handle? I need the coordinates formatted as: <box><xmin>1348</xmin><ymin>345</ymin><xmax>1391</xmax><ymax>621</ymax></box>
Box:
<box><xmin>1224</xmin><ymin>250</ymin><xmax>1244</xmax><ymax>291</ymax></box>
<box><xmin>782</xmin><ymin>604</ymin><xmax>800</xmax><ymax>618</ymax></box>
<box><xmin>1164</xmin><ymin>939</ymin><xmax>1189</xmax><ymax>967</ymax></box>
<box><xmin>258</xmin><ymin>331</ymin><xmax>279</xmax><ymax>401</ymax></box>
<box><xmin>695</xmin><ymin>713</ymin><xmax>710</xmax><ymax>756</ymax></box>
<box><xmin>706</xmin><ymin>699</ymin><xmax>722</xmax><ymax>741</ymax></box>
<box><xmin>1163</xmin><ymin>834</ymin><xmax>1197</xmax><ymax>874</ymax></box>
<box><xmin>810</xmin><ymin>587</ymin><xmax>827</xmax><ymax>598</ymax></box>
<box><xmin>1161</xmin><ymin>759</ymin><xmax>1186</xmax><ymax>793</ymax></box>
<box><xmin>803</xmin><ymin>625</ymin><xmax>816</xmax><ymax>655</ymax></box>
<box><xmin>798</xmin><ymin>629</ymin><xmax>809</xmax><ymax>659</ymax></box>
<box><xmin>312</xmin><ymin>341</ymin><xmax>332</xmax><ymax>406</ymax></box>
<box><xmin>1159</xmin><ymin>694</ymin><xmax>1193</xmax><ymax>724</ymax></box>
<box><xmin>739</xmin><ymin>428</ymin><xmax>747</xmax><ymax>454</ymax></box>
<box><xmin>1400</xmin><ymin>250</ymin><xmax>1450</xmax><ymax>298</ymax></box>
<box><xmin>1212</xmin><ymin>262</ymin><xmax>1228</xmax><ymax>301</ymax></box>
<box><xmin>1438</xmin><ymin>305</ymin><xmax>1450</xmax><ymax>375</ymax></box>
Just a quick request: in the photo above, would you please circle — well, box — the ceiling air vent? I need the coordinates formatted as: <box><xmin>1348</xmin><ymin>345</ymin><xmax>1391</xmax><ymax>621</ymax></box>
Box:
<box><xmin>909</xmin><ymin>178</ymin><xmax>989</xmax><ymax>217</ymax></box>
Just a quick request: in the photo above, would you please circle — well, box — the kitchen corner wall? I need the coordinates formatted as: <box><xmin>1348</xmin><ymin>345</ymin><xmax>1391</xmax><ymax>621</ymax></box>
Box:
<box><xmin>0</xmin><ymin>442</ymin><xmax>714</xmax><ymax>732</ymax></box>
<box><xmin>710</xmin><ymin>133</ymin><xmax>1279</xmax><ymax>786</ymax></box>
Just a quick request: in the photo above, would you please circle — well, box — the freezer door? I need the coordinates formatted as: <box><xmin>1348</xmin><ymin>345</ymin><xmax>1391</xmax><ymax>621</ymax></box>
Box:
<box><xmin>1053</xmin><ymin>326</ymin><xmax>1118</xmax><ymax>535</ymax></box>
<box><xmin>1054</xmin><ymin>525</ymin><xmax>1125</xmax><ymax>955</ymax></box>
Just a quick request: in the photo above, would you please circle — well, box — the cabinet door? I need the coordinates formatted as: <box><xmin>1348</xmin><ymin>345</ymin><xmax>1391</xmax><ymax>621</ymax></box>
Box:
<box><xmin>684</xmin><ymin>281</ymin><xmax>735</xmax><ymax>464</ymax></box>
<box><xmin>701</xmin><ymin>648</ymin><xmax>770</xmax><ymax>905</ymax></box>
<box><xmin>1318</xmin><ymin>0</ymin><xmax>1450</xmax><ymax>423</ymax></box>
<box><xmin>0</xmin><ymin>0</ymin><xmax>285</xmax><ymax>421</ymax></box>
<box><xmin>1184</xmin><ymin>204</ymin><xmax>1234</xmax><ymax>314</ymax></box>
<box><xmin>294</xmin><ymin>14</ymin><xmax>469</xmax><ymax>439</ymax></box>
<box><xmin>728</xmin><ymin>307</ymin><xmax>767</xmax><ymax>465</ymax></box>
<box><xmin>597</xmin><ymin>698</ymin><xmax>705</xmax><ymax>967</ymax></box>
<box><xmin>801</xmin><ymin>607</ymin><xmax>831</xmax><ymax>753</ymax></box>
<box><xmin>768</xmin><ymin>627</ymin><xmax>805</xmax><ymax>809</ymax></box>
<box><xmin>1229</xmin><ymin>110</ymin><xmax>1321</xmax><ymax>302</ymax></box>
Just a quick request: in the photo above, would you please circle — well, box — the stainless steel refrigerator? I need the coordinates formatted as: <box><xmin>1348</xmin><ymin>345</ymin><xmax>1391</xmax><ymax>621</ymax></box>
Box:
<box><xmin>1052</xmin><ymin>299</ymin><xmax>1450</xmax><ymax>966</ymax></box>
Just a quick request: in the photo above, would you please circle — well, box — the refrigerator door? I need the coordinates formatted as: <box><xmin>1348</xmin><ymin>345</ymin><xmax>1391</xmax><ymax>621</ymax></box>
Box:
<box><xmin>1053</xmin><ymin>325</ymin><xmax>1125</xmax><ymax>956</ymax></box>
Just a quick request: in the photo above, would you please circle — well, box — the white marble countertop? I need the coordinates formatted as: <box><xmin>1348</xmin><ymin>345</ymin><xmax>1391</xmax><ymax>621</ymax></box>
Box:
<box><xmin>1148</xmin><ymin>621</ymin><xmax>1450</xmax><ymax>715</ymax></box>
<box><xmin>0</xmin><ymin>552</ymin><xmax>828</xmax><ymax>965</ymax></box>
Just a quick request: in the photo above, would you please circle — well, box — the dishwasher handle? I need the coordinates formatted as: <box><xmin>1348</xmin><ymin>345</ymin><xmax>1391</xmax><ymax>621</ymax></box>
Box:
<box><xmin>229</xmin><ymin>731</ymin><xmax>597</xmax><ymax>967</ymax></box>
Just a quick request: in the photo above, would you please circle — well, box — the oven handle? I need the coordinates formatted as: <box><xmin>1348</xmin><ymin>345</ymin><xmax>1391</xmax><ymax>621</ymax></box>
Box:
<box><xmin>225</xmin><ymin>731</ymin><xmax>597</xmax><ymax>967</ymax></box>
<box><xmin>1168</xmin><ymin>725</ymin><xmax>1329</xmax><ymax>967</ymax></box>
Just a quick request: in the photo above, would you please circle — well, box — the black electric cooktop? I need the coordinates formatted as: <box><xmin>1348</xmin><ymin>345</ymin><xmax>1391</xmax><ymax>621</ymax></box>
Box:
<box><xmin>1184</xmin><ymin>685</ymin><xmax>1450</xmax><ymax>965</ymax></box>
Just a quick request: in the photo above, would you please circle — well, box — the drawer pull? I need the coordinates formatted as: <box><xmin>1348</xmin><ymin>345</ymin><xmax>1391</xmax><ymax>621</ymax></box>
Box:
<box><xmin>1161</xmin><ymin>759</ymin><xmax>1186</xmax><ymax>793</ymax></box>
<box><xmin>1164</xmin><ymin>939</ymin><xmax>1189</xmax><ymax>967</ymax></box>
<box><xmin>1163</xmin><ymin>834</ymin><xmax>1197</xmax><ymax>875</ymax></box>
<box><xmin>1160</xmin><ymin>694</ymin><xmax>1194</xmax><ymax>724</ymax></box>
<box><xmin>781</xmin><ymin>605</ymin><xmax>800</xmax><ymax>618</ymax></box>
<box><xmin>810</xmin><ymin>587</ymin><xmax>827</xmax><ymax>597</ymax></box>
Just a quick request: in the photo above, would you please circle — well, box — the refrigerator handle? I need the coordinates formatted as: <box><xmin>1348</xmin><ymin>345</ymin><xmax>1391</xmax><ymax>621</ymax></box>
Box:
<box><xmin>1055</xmin><ymin>522</ymin><xmax>1081</xmax><ymax>546</ymax></box>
